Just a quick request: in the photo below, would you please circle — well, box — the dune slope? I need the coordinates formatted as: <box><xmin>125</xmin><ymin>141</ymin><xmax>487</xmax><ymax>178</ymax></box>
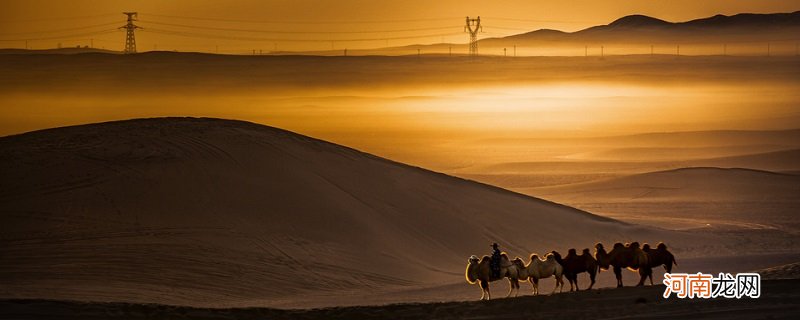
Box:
<box><xmin>0</xmin><ymin>117</ymin><xmax>691</xmax><ymax>308</ymax></box>
<box><xmin>531</xmin><ymin>167</ymin><xmax>800</xmax><ymax>231</ymax></box>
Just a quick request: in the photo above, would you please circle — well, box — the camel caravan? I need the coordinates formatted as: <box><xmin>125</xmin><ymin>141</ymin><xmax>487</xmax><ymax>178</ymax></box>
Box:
<box><xmin>465</xmin><ymin>241</ymin><xmax>677</xmax><ymax>300</ymax></box>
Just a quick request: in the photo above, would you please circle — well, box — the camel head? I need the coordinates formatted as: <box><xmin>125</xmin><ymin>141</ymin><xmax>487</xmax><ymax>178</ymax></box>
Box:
<box><xmin>594</xmin><ymin>243</ymin><xmax>610</xmax><ymax>269</ymax></box>
<box><xmin>465</xmin><ymin>255</ymin><xmax>480</xmax><ymax>284</ymax></box>
<box><xmin>550</xmin><ymin>250</ymin><xmax>562</xmax><ymax>263</ymax></box>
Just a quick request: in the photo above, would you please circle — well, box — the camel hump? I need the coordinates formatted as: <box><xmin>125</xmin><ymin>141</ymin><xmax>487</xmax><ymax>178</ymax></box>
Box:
<box><xmin>568</xmin><ymin>248</ymin><xmax>577</xmax><ymax>255</ymax></box>
<box><xmin>613</xmin><ymin>242</ymin><xmax>625</xmax><ymax>249</ymax></box>
<box><xmin>657</xmin><ymin>242</ymin><xmax>668</xmax><ymax>251</ymax></box>
<box><xmin>642</xmin><ymin>243</ymin><xmax>651</xmax><ymax>251</ymax></box>
<box><xmin>500</xmin><ymin>252</ymin><xmax>509</xmax><ymax>260</ymax></box>
<box><xmin>630</xmin><ymin>242</ymin><xmax>640</xmax><ymax>249</ymax></box>
<box><xmin>581</xmin><ymin>248</ymin><xmax>591</xmax><ymax>255</ymax></box>
<box><xmin>480</xmin><ymin>256</ymin><xmax>491</xmax><ymax>263</ymax></box>
<box><xmin>544</xmin><ymin>253</ymin><xmax>555</xmax><ymax>261</ymax></box>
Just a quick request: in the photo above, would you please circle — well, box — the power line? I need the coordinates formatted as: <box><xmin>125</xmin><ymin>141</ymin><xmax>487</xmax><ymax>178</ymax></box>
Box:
<box><xmin>482</xmin><ymin>25</ymin><xmax>539</xmax><ymax>32</ymax></box>
<box><xmin>143</xmin><ymin>27</ymin><xmax>462</xmax><ymax>42</ymax></box>
<box><xmin>483</xmin><ymin>16</ymin><xmax>604</xmax><ymax>24</ymax></box>
<box><xmin>1</xmin><ymin>13</ymin><xmax>118</xmax><ymax>23</ymax></box>
<box><xmin>0</xmin><ymin>21</ymin><xmax>120</xmax><ymax>36</ymax></box>
<box><xmin>139</xmin><ymin>12</ymin><xmax>460</xmax><ymax>25</ymax></box>
<box><xmin>0</xmin><ymin>29</ymin><xmax>118</xmax><ymax>41</ymax></box>
<box><xmin>139</xmin><ymin>19</ymin><xmax>461</xmax><ymax>34</ymax></box>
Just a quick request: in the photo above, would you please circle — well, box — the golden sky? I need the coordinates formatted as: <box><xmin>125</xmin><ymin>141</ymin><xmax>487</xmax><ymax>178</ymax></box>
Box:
<box><xmin>1</xmin><ymin>0</ymin><xmax>798</xmax><ymax>52</ymax></box>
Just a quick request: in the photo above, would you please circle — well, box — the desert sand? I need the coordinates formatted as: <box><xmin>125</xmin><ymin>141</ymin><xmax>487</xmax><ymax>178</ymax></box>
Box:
<box><xmin>0</xmin><ymin>48</ymin><xmax>798</xmax><ymax>317</ymax></box>
<box><xmin>1</xmin><ymin>117</ymin><xmax>798</xmax><ymax>311</ymax></box>
<box><xmin>1</xmin><ymin>279</ymin><xmax>798</xmax><ymax>320</ymax></box>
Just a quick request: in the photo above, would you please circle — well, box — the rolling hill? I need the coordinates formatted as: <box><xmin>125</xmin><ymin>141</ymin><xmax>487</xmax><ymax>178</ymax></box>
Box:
<box><xmin>530</xmin><ymin>167</ymin><xmax>800</xmax><ymax>231</ymax></box>
<box><xmin>0</xmin><ymin>117</ymin><xmax>697</xmax><ymax>308</ymax></box>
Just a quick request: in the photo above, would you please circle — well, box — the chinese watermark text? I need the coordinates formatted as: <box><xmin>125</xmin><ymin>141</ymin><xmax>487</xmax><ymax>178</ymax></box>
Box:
<box><xmin>663</xmin><ymin>273</ymin><xmax>760</xmax><ymax>299</ymax></box>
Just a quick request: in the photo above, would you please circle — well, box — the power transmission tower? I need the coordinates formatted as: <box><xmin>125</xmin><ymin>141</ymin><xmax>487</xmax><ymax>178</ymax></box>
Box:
<box><xmin>464</xmin><ymin>16</ymin><xmax>482</xmax><ymax>56</ymax></box>
<box><xmin>120</xmin><ymin>12</ymin><xmax>140</xmax><ymax>54</ymax></box>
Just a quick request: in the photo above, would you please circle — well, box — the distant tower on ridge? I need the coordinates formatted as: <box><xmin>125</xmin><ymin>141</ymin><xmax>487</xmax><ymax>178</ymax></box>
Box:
<box><xmin>464</xmin><ymin>16</ymin><xmax>482</xmax><ymax>56</ymax></box>
<box><xmin>120</xmin><ymin>12</ymin><xmax>140</xmax><ymax>54</ymax></box>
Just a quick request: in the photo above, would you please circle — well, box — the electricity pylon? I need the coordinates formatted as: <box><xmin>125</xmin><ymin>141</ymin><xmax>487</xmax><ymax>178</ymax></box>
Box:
<box><xmin>464</xmin><ymin>16</ymin><xmax>482</xmax><ymax>56</ymax></box>
<box><xmin>120</xmin><ymin>12</ymin><xmax>140</xmax><ymax>54</ymax></box>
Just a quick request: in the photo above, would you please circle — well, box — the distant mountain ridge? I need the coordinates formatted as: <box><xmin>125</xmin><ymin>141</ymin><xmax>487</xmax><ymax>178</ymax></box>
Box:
<box><xmin>489</xmin><ymin>11</ymin><xmax>800</xmax><ymax>46</ymax></box>
<box><xmin>518</xmin><ymin>11</ymin><xmax>800</xmax><ymax>37</ymax></box>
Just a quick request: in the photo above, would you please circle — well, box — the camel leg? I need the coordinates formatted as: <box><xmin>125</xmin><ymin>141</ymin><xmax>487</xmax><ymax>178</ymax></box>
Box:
<box><xmin>480</xmin><ymin>280</ymin><xmax>489</xmax><ymax>300</ymax></box>
<box><xmin>614</xmin><ymin>266</ymin><xmax>623</xmax><ymax>287</ymax></box>
<box><xmin>637</xmin><ymin>268</ymin><xmax>650</xmax><ymax>287</ymax></box>
<box><xmin>509</xmin><ymin>278</ymin><xmax>520</xmax><ymax>298</ymax></box>
<box><xmin>557</xmin><ymin>274</ymin><xmax>564</xmax><ymax>293</ymax></box>
<box><xmin>588</xmin><ymin>270</ymin><xmax>596</xmax><ymax>290</ymax></box>
<box><xmin>532</xmin><ymin>278</ymin><xmax>539</xmax><ymax>295</ymax></box>
<box><xmin>529</xmin><ymin>278</ymin><xmax>535</xmax><ymax>295</ymax></box>
<box><xmin>569</xmin><ymin>275</ymin><xmax>577</xmax><ymax>292</ymax></box>
<box><xmin>551</xmin><ymin>276</ymin><xmax>560</xmax><ymax>294</ymax></box>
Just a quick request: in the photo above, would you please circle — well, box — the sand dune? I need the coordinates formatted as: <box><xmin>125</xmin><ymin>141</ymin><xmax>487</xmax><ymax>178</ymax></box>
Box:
<box><xmin>462</xmin><ymin>147</ymin><xmax>800</xmax><ymax>192</ymax></box>
<box><xmin>534</xmin><ymin>167</ymin><xmax>799</xmax><ymax>201</ymax></box>
<box><xmin>528</xmin><ymin>167</ymin><xmax>800</xmax><ymax>231</ymax></box>
<box><xmin>1</xmin><ymin>117</ymin><xmax>717</xmax><ymax>308</ymax></box>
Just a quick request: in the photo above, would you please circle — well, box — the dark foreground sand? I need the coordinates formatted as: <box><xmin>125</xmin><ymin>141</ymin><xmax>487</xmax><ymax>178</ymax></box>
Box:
<box><xmin>1</xmin><ymin>279</ymin><xmax>797</xmax><ymax>320</ymax></box>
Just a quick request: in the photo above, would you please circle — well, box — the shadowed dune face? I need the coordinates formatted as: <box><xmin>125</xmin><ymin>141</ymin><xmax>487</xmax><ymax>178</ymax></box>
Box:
<box><xmin>1</xmin><ymin>117</ymin><xmax>700</xmax><ymax>308</ymax></box>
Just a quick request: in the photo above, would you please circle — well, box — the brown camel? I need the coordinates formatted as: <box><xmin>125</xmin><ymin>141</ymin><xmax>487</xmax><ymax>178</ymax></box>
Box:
<box><xmin>594</xmin><ymin>242</ymin><xmax>651</xmax><ymax>287</ymax></box>
<box><xmin>513</xmin><ymin>254</ymin><xmax>564</xmax><ymax>295</ymax></box>
<box><xmin>643</xmin><ymin>242</ymin><xmax>678</xmax><ymax>285</ymax></box>
<box><xmin>551</xmin><ymin>248</ymin><xmax>598</xmax><ymax>291</ymax></box>
<box><xmin>465</xmin><ymin>254</ymin><xmax>522</xmax><ymax>300</ymax></box>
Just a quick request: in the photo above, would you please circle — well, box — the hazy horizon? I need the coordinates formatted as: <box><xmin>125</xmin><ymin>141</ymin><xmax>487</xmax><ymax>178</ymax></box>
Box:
<box><xmin>1</xmin><ymin>1</ymin><xmax>798</xmax><ymax>53</ymax></box>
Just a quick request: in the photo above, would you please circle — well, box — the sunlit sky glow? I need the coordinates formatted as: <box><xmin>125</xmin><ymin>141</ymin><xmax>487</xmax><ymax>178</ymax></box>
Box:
<box><xmin>1</xmin><ymin>0</ymin><xmax>797</xmax><ymax>52</ymax></box>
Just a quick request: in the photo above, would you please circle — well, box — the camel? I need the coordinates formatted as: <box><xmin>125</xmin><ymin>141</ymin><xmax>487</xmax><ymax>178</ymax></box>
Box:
<box><xmin>642</xmin><ymin>242</ymin><xmax>678</xmax><ymax>285</ymax></box>
<box><xmin>515</xmin><ymin>253</ymin><xmax>564</xmax><ymax>295</ymax></box>
<box><xmin>465</xmin><ymin>253</ymin><xmax>522</xmax><ymax>300</ymax></box>
<box><xmin>551</xmin><ymin>248</ymin><xmax>598</xmax><ymax>291</ymax></box>
<box><xmin>594</xmin><ymin>242</ymin><xmax>652</xmax><ymax>287</ymax></box>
